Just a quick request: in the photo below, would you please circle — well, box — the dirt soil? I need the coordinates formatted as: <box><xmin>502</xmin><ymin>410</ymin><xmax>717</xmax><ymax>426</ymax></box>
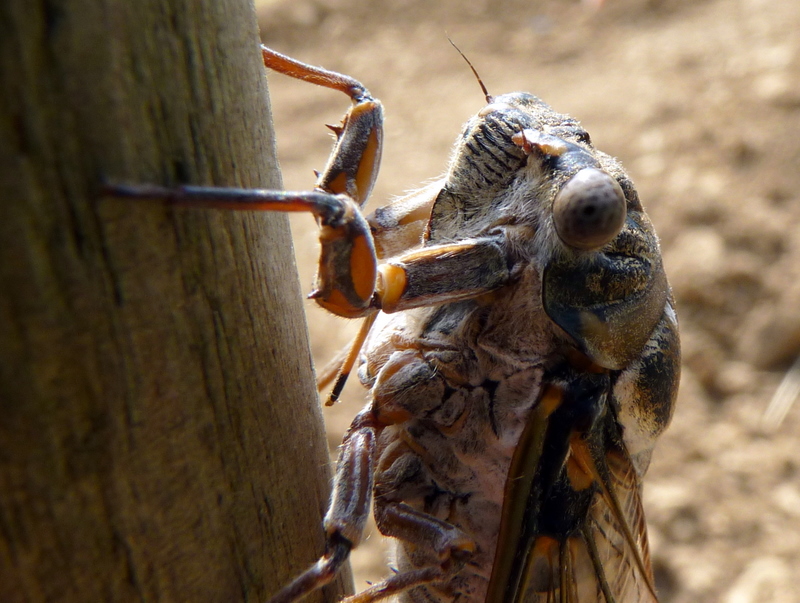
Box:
<box><xmin>256</xmin><ymin>0</ymin><xmax>800</xmax><ymax>601</ymax></box>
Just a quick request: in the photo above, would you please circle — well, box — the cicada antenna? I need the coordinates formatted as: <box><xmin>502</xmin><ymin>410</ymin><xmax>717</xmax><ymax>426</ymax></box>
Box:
<box><xmin>446</xmin><ymin>35</ymin><xmax>493</xmax><ymax>104</ymax></box>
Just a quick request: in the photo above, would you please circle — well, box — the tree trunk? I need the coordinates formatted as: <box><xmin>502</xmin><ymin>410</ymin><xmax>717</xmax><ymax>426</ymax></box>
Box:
<box><xmin>0</xmin><ymin>1</ymin><xmax>349</xmax><ymax>601</ymax></box>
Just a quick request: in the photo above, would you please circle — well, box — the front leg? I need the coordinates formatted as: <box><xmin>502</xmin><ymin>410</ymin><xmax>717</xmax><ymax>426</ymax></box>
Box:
<box><xmin>106</xmin><ymin>185</ymin><xmax>379</xmax><ymax>318</ymax></box>
<box><xmin>376</xmin><ymin>236</ymin><xmax>511</xmax><ymax>314</ymax></box>
<box><xmin>260</xmin><ymin>45</ymin><xmax>384</xmax><ymax>207</ymax></box>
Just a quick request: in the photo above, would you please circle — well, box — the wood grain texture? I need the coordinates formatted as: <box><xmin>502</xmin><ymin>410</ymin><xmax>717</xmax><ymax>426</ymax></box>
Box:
<box><xmin>0</xmin><ymin>1</ymin><xmax>350</xmax><ymax>601</ymax></box>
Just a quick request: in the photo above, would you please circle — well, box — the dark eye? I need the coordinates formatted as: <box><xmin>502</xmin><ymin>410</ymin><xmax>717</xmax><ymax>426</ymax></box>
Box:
<box><xmin>553</xmin><ymin>168</ymin><xmax>626</xmax><ymax>250</ymax></box>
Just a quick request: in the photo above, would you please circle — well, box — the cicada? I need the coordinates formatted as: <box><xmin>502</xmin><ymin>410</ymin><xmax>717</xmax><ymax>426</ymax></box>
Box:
<box><xmin>111</xmin><ymin>45</ymin><xmax>680</xmax><ymax>603</ymax></box>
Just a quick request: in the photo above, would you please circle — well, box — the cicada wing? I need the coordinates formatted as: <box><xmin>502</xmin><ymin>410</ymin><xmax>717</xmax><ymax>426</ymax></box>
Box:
<box><xmin>513</xmin><ymin>442</ymin><xmax>658</xmax><ymax>603</ymax></box>
<box><xmin>487</xmin><ymin>372</ymin><xmax>659</xmax><ymax>603</ymax></box>
<box><xmin>580</xmin><ymin>443</ymin><xmax>658</xmax><ymax>603</ymax></box>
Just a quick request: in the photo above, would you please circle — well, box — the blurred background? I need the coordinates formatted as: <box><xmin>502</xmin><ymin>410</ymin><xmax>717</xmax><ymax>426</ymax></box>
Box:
<box><xmin>255</xmin><ymin>0</ymin><xmax>800</xmax><ymax>601</ymax></box>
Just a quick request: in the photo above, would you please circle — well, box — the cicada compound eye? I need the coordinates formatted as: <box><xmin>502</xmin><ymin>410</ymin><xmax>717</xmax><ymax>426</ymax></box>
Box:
<box><xmin>553</xmin><ymin>168</ymin><xmax>627</xmax><ymax>251</ymax></box>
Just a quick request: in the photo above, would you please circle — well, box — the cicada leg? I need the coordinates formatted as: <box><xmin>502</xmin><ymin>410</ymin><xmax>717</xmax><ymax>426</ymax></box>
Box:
<box><xmin>329</xmin><ymin>498</ymin><xmax>477</xmax><ymax>603</ymax></box>
<box><xmin>260</xmin><ymin>45</ymin><xmax>384</xmax><ymax>208</ymax></box>
<box><xmin>105</xmin><ymin>184</ymin><xmax>379</xmax><ymax>319</ymax></box>
<box><xmin>267</xmin><ymin>411</ymin><xmax>378</xmax><ymax>603</ymax></box>
<box><xmin>341</xmin><ymin>567</ymin><xmax>443</xmax><ymax>603</ymax></box>
<box><xmin>268</xmin><ymin>404</ymin><xmax>478</xmax><ymax>603</ymax></box>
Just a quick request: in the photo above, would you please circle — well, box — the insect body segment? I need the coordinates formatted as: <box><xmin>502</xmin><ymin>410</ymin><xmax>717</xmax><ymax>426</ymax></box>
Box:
<box><xmin>108</xmin><ymin>46</ymin><xmax>679</xmax><ymax>603</ymax></box>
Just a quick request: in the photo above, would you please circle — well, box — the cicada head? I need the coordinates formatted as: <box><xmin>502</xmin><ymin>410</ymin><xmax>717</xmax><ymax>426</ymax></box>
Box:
<box><xmin>427</xmin><ymin>92</ymin><xmax>631</xmax><ymax>260</ymax></box>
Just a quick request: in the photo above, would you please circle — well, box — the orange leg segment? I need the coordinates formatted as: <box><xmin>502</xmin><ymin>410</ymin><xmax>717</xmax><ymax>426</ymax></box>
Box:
<box><xmin>261</xmin><ymin>45</ymin><xmax>384</xmax><ymax>207</ymax></box>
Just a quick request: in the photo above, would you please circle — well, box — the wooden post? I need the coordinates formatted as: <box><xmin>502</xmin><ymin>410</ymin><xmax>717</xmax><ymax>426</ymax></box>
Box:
<box><xmin>0</xmin><ymin>1</ymin><xmax>350</xmax><ymax>601</ymax></box>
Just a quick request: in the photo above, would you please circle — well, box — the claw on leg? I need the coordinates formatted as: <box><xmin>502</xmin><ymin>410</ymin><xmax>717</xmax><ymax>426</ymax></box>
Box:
<box><xmin>267</xmin><ymin>415</ymin><xmax>379</xmax><ymax>603</ymax></box>
<box><xmin>324</xmin><ymin>311</ymin><xmax>378</xmax><ymax>405</ymax></box>
<box><xmin>261</xmin><ymin>45</ymin><xmax>371</xmax><ymax>103</ymax></box>
<box><xmin>266</xmin><ymin>535</ymin><xmax>352</xmax><ymax>603</ymax></box>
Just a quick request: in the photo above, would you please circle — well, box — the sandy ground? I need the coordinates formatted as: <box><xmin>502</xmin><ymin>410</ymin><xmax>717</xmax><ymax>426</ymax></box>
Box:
<box><xmin>256</xmin><ymin>0</ymin><xmax>800</xmax><ymax>601</ymax></box>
